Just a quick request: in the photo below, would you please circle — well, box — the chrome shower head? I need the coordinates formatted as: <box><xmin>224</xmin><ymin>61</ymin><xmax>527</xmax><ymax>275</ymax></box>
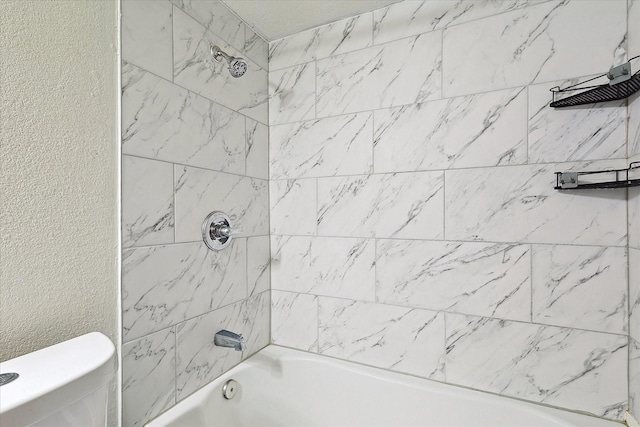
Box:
<box><xmin>210</xmin><ymin>45</ymin><xmax>247</xmax><ymax>78</ymax></box>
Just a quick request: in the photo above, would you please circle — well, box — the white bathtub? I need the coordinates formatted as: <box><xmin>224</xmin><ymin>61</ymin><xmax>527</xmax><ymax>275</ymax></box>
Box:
<box><xmin>146</xmin><ymin>346</ymin><xmax>620</xmax><ymax>427</ymax></box>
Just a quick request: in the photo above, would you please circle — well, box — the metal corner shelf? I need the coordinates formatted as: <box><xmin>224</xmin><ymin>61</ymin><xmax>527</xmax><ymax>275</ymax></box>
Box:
<box><xmin>549</xmin><ymin>56</ymin><xmax>640</xmax><ymax>108</ymax></box>
<box><xmin>555</xmin><ymin>162</ymin><xmax>640</xmax><ymax>190</ymax></box>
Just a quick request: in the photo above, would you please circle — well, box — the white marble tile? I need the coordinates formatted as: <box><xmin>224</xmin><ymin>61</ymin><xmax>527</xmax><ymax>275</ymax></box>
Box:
<box><xmin>374</xmin><ymin>88</ymin><xmax>527</xmax><ymax>172</ymax></box>
<box><xmin>631</xmin><ymin>338</ymin><xmax>640</xmax><ymax>419</ymax></box>
<box><xmin>271</xmin><ymin>236</ymin><xmax>375</xmax><ymax>301</ymax></box>
<box><xmin>122</xmin><ymin>156</ymin><xmax>174</xmax><ymax>248</ymax></box>
<box><xmin>318</xmin><ymin>172</ymin><xmax>444</xmax><ymax>239</ymax></box>
<box><xmin>270</xmin><ymin>11</ymin><xmax>374</xmax><ymax>71</ymax></box>
<box><xmin>445</xmin><ymin>162</ymin><xmax>628</xmax><ymax>246</ymax></box>
<box><xmin>176</xmin><ymin>291</ymin><xmax>269</xmax><ymax>400</ymax></box>
<box><xmin>373</xmin><ymin>0</ymin><xmax>546</xmax><ymax>45</ymax></box>
<box><xmin>269</xmin><ymin>27</ymin><xmax>319</xmax><ymax>71</ymax></box>
<box><xmin>314</xmin><ymin>12</ymin><xmax>373</xmax><ymax>60</ymax></box>
<box><xmin>319</xmin><ymin>298</ymin><xmax>445</xmax><ymax>380</ymax></box>
<box><xmin>268</xmin><ymin>63</ymin><xmax>316</xmax><ymax>125</ymax></box>
<box><xmin>532</xmin><ymin>245</ymin><xmax>627</xmax><ymax>334</ymax></box>
<box><xmin>316</xmin><ymin>31</ymin><xmax>442</xmax><ymax>118</ymax></box>
<box><xmin>122</xmin><ymin>63</ymin><xmax>245</xmax><ymax>174</ymax></box>
<box><xmin>271</xmin><ymin>13</ymin><xmax>374</xmax><ymax>71</ymax></box>
<box><xmin>446</xmin><ymin>314</ymin><xmax>628</xmax><ymax>419</ymax></box>
<box><xmin>631</xmin><ymin>186</ymin><xmax>640</xmax><ymax>249</ymax></box>
<box><xmin>630</xmin><ymin>248</ymin><xmax>640</xmax><ymax>343</ymax></box>
<box><xmin>271</xmin><ymin>291</ymin><xmax>318</xmax><ymax>352</ymax></box>
<box><xmin>170</xmin><ymin>0</ymin><xmax>245</xmax><ymax>52</ymax></box>
<box><xmin>270</xmin><ymin>113</ymin><xmax>373</xmax><ymax>179</ymax></box>
<box><xmin>122</xmin><ymin>240</ymin><xmax>247</xmax><ymax>341</ymax></box>
<box><xmin>376</xmin><ymin>240</ymin><xmax>530</xmax><ymax>321</ymax></box>
<box><xmin>240</xmin><ymin>291</ymin><xmax>270</xmax><ymax>357</ymax></box>
<box><xmin>631</xmin><ymin>0</ymin><xmax>640</xmax><ymax>53</ymax></box>
<box><xmin>443</xmin><ymin>1</ymin><xmax>627</xmax><ymax>97</ymax></box>
<box><xmin>244</xmin><ymin>28</ymin><xmax>268</xmax><ymax>70</ymax></box>
<box><xmin>245</xmin><ymin>118</ymin><xmax>268</xmax><ymax>180</ymax></box>
<box><xmin>173</xmin><ymin>7</ymin><xmax>268</xmax><ymax>124</ymax></box>
<box><xmin>247</xmin><ymin>236</ymin><xmax>270</xmax><ymax>296</ymax></box>
<box><xmin>122</xmin><ymin>0</ymin><xmax>173</xmax><ymax>81</ymax></box>
<box><xmin>631</xmin><ymin>94</ymin><xmax>640</xmax><ymax>159</ymax></box>
<box><xmin>174</xmin><ymin>166</ymin><xmax>268</xmax><ymax>241</ymax></box>
<box><xmin>269</xmin><ymin>179</ymin><xmax>316</xmax><ymax>235</ymax></box>
<box><xmin>528</xmin><ymin>77</ymin><xmax>626</xmax><ymax>163</ymax></box>
<box><xmin>122</xmin><ymin>328</ymin><xmax>175</xmax><ymax>427</ymax></box>
<box><xmin>630</xmin><ymin>0</ymin><xmax>640</xmax><ymax>157</ymax></box>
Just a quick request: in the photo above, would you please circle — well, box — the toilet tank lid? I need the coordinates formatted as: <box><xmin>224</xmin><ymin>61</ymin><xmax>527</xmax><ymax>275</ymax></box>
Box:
<box><xmin>0</xmin><ymin>332</ymin><xmax>116</xmax><ymax>423</ymax></box>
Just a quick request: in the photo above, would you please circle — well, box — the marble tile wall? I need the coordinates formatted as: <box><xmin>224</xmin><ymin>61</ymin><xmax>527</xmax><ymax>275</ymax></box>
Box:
<box><xmin>269</xmin><ymin>0</ymin><xmax>634</xmax><ymax>421</ymax></box>
<box><xmin>121</xmin><ymin>1</ymin><xmax>269</xmax><ymax>426</ymax></box>
<box><xmin>629</xmin><ymin>0</ymin><xmax>640</xmax><ymax>420</ymax></box>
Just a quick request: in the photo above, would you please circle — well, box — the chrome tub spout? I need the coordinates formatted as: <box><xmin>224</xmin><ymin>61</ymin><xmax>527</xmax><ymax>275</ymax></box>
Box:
<box><xmin>214</xmin><ymin>330</ymin><xmax>246</xmax><ymax>352</ymax></box>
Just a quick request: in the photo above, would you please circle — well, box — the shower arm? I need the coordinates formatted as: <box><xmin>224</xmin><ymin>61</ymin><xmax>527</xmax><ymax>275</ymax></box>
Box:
<box><xmin>211</xmin><ymin>45</ymin><xmax>231</xmax><ymax>63</ymax></box>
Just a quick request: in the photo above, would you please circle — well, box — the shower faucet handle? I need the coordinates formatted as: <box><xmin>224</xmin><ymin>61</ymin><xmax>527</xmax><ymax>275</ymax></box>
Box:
<box><xmin>202</xmin><ymin>211</ymin><xmax>240</xmax><ymax>251</ymax></box>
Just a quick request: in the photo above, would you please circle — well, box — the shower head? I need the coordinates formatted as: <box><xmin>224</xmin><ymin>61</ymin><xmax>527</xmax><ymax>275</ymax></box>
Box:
<box><xmin>210</xmin><ymin>45</ymin><xmax>247</xmax><ymax>78</ymax></box>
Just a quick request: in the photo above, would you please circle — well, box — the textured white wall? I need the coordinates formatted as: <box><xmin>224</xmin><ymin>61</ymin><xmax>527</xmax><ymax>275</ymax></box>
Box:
<box><xmin>0</xmin><ymin>0</ymin><xmax>118</xmax><ymax>365</ymax></box>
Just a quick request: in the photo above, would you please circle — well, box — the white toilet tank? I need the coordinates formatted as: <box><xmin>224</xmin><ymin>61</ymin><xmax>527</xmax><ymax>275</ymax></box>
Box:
<box><xmin>0</xmin><ymin>332</ymin><xmax>116</xmax><ymax>427</ymax></box>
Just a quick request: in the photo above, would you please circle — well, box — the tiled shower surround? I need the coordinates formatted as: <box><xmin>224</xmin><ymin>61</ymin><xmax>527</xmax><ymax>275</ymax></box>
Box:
<box><xmin>269</xmin><ymin>0</ymin><xmax>639</xmax><ymax>422</ymax></box>
<box><xmin>120</xmin><ymin>1</ymin><xmax>269</xmax><ymax>425</ymax></box>
<box><xmin>121</xmin><ymin>0</ymin><xmax>639</xmax><ymax>426</ymax></box>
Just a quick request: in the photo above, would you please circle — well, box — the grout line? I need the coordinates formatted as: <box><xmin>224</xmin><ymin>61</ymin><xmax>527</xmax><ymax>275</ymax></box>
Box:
<box><xmin>116</xmin><ymin>1</ymin><xmax>124</xmax><ymax>423</ymax></box>
<box><xmin>173</xmin><ymin>325</ymin><xmax>177</xmax><ymax>404</ymax></box>
<box><xmin>443</xmin><ymin>310</ymin><xmax>447</xmax><ymax>383</ymax></box>
<box><xmin>315</xmin><ymin>178</ymin><xmax>319</xmax><ymax>236</ymax></box>
<box><xmin>171</xmin><ymin>4</ymin><xmax>175</xmax><ymax>83</ymax></box>
<box><xmin>123</xmin><ymin>234</ymin><xmax>270</xmax><ymax>251</ymax></box>
<box><xmin>373</xmin><ymin>238</ymin><xmax>378</xmax><ymax>303</ymax></box>
<box><xmin>313</xmin><ymin>60</ymin><xmax>318</xmax><ymax>120</ymax></box>
<box><xmin>442</xmin><ymin>171</ymin><xmax>447</xmax><ymax>240</ymax></box>
<box><xmin>370</xmin><ymin>109</ymin><xmax>376</xmax><ymax>173</ymax></box>
<box><xmin>122</xmin><ymin>153</ymin><xmax>269</xmax><ymax>182</ymax></box>
<box><xmin>526</xmin><ymin>85</ymin><xmax>530</xmax><ymax>163</ymax></box>
<box><xmin>441</xmin><ymin>28</ymin><xmax>445</xmax><ymax>98</ymax></box>
<box><xmin>316</xmin><ymin>295</ymin><xmax>320</xmax><ymax>353</ymax></box>
<box><xmin>244</xmin><ymin>116</ymin><xmax>248</xmax><ymax>177</ymax></box>
<box><xmin>266</xmin><ymin>233</ymin><xmax>629</xmax><ymax>249</ymax></box>
<box><xmin>246</xmin><ymin>236</ymin><xmax>250</xmax><ymax>297</ymax></box>
<box><xmin>266</xmin><ymin>156</ymin><xmax>631</xmax><ymax>181</ymax></box>
<box><xmin>626</xmin><ymin>5</ymin><xmax>633</xmax><ymax>411</ymax></box>
<box><xmin>370</xmin><ymin>9</ymin><xmax>375</xmax><ymax>46</ymax></box>
<box><xmin>172</xmin><ymin>165</ymin><xmax>176</xmax><ymax>244</ymax></box>
<box><xmin>530</xmin><ymin>244</ymin><xmax>534</xmax><ymax>324</ymax></box>
<box><xmin>264</xmin><ymin>289</ymin><xmax>628</xmax><ymax>338</ymax></box>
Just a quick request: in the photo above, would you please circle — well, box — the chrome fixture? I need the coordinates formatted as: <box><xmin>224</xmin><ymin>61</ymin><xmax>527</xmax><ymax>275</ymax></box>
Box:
<box><xmin>202</xmin><ymin>211</ymin><xmax>237</xmax><ymax>251</ymax></box>
<box><xmin>210</xmin><ymin>45</ymin><xmax>247</xmax><ymax>78</ymax></box>
<box><xmin>214</xmin><ymin>330</ymin><xmax>246</xmax><ymax>352</ymax></box>
<box><xmin>222</xmin><ymin>379</ymin><xmax>239</xmax><ymax>400</ymax></box>
<box><xmin>0</xmin><ymin>373</ymin><xmax>19</xmax><ymax>386</ymax></box>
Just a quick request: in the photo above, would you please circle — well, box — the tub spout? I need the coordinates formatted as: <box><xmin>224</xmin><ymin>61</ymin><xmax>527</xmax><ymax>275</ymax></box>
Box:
<box><xmin>214</xmin><ymin>330</ymin><xmax>246</xmax><ymax>352</ymax></box>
